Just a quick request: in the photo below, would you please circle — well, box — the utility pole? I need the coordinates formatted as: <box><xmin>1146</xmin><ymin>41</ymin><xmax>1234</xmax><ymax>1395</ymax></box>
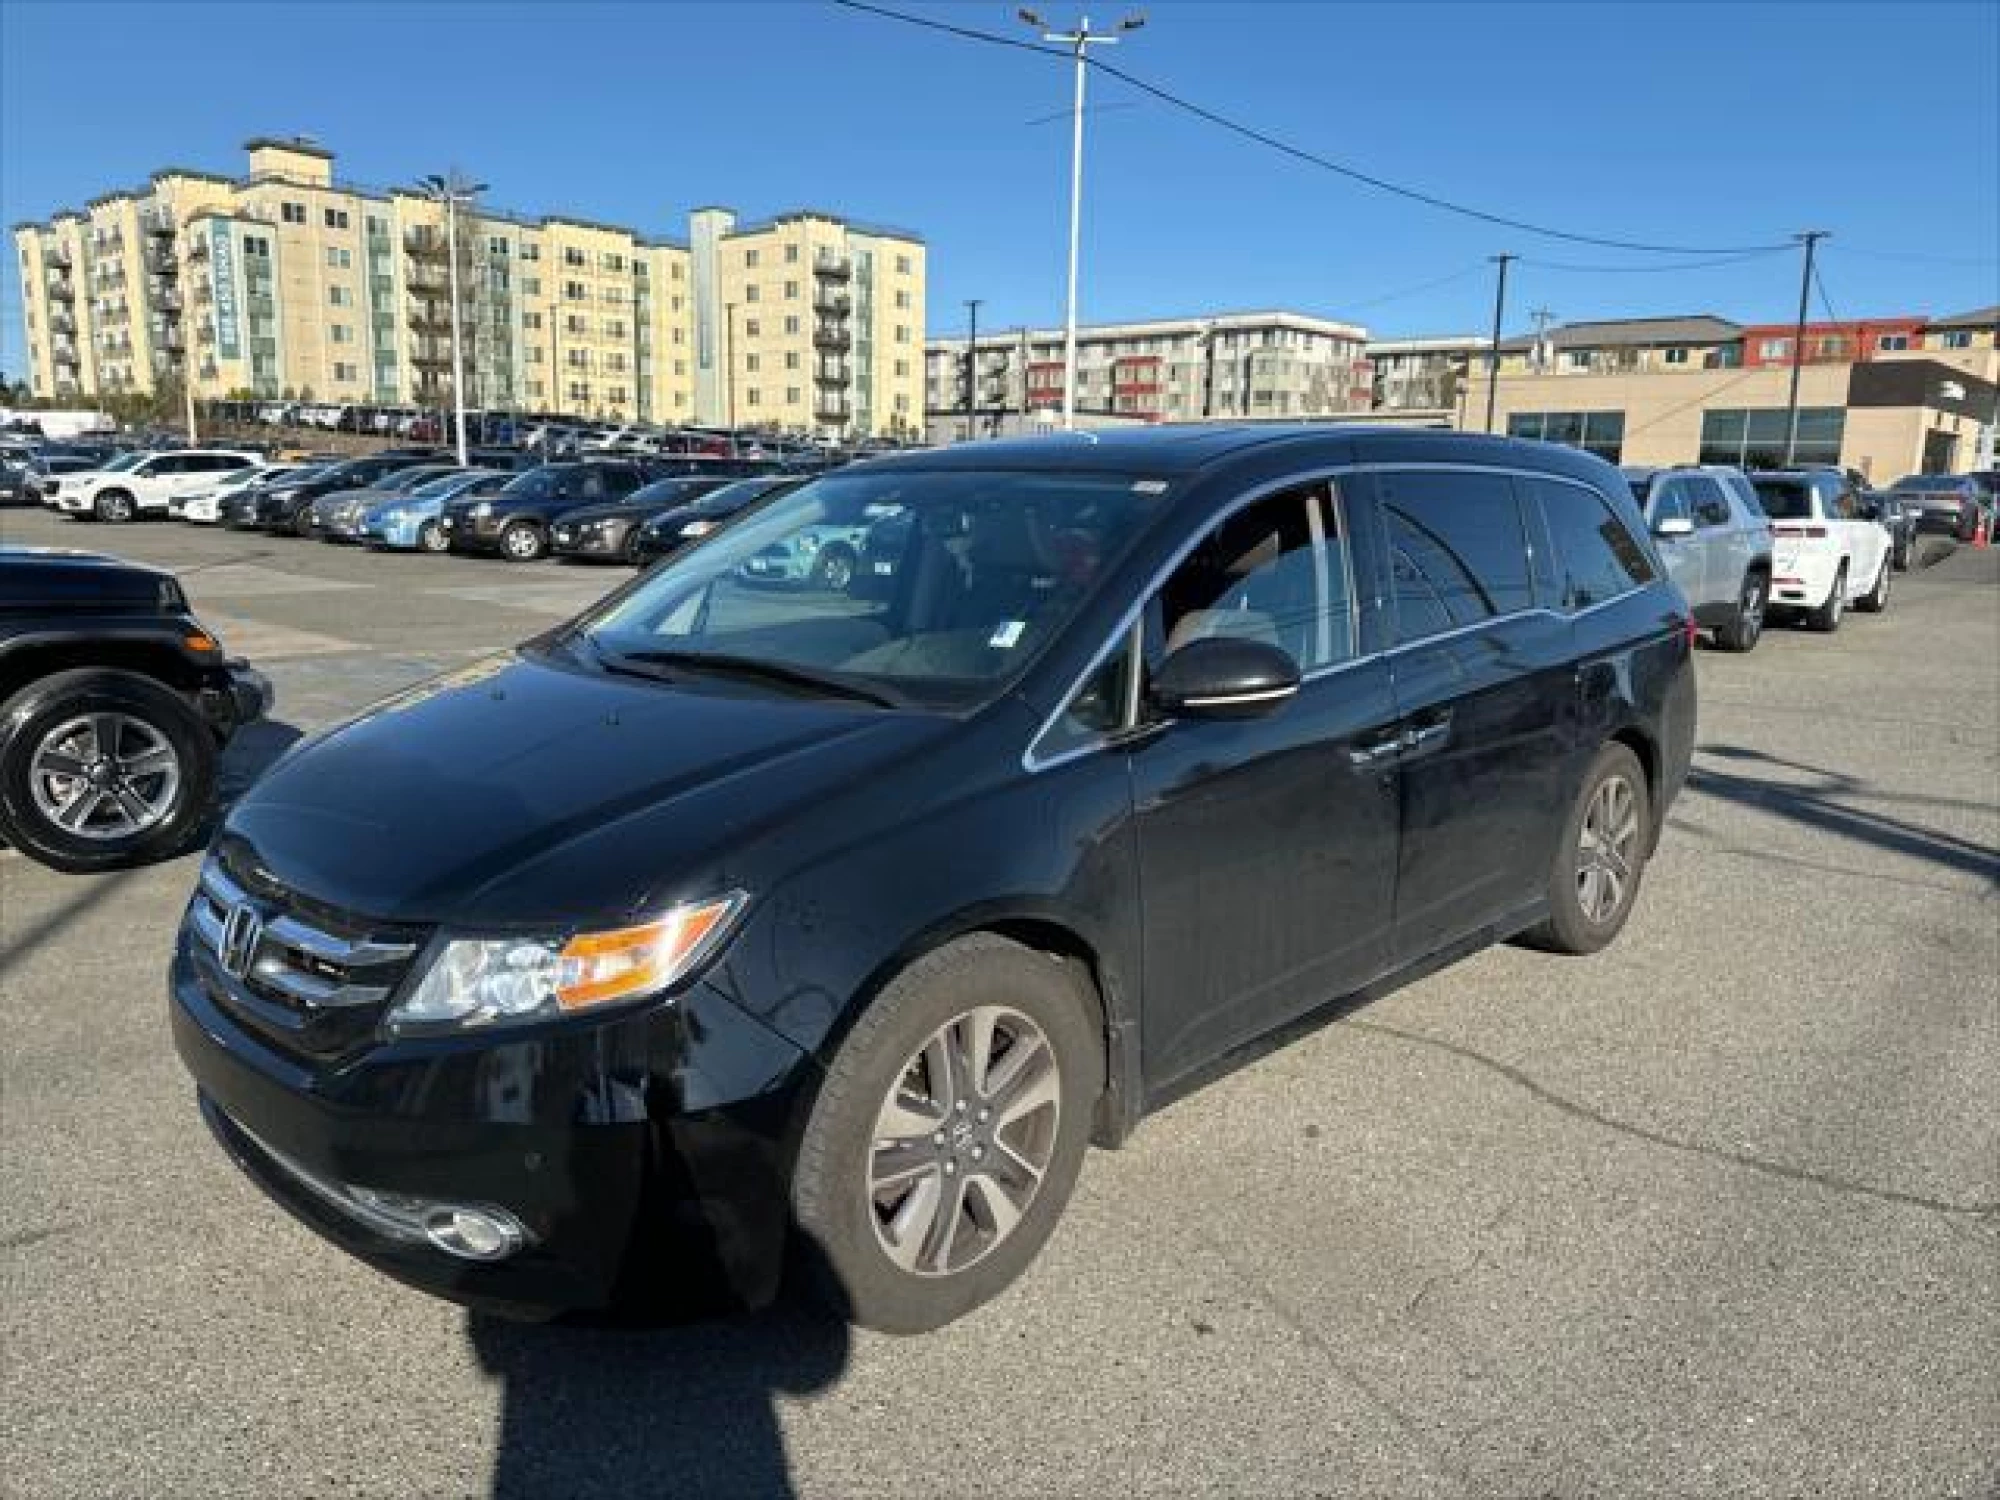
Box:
<box><xmin>1528</xmin><ymin>305</ymin><xmax>1557</xmax><ymax>374</ymax></box>
<box><xmin>1783</xmin><ymin>230</ymin><xmax>1829</xmax><ymax>466</ymax></box>
<box><xmin>963</xmin><ymin>297</ymin><xmax>982</xmax><ymax>442</ymax></box>
<box><xmin>1021</xmin><ymin>9</ymin><xmax>1145</xmax><ymax>430</ymax></box>
<box><xmin>1483</xmin><ymin>252</ymin><xmax>1515</xmax><ymax>433</ymax></box>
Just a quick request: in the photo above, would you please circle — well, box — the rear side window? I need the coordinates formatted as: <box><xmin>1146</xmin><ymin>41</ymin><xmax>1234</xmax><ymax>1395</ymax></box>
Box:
<box><xmin>1750</xmin><ymin>479</ymin><xmax>1814</xmax><ymax>519</ymax></box>
<box><xmin>1528</xmin><ymin>479</ymin><xmax>1656</xmax><ymax>611</ymax></box>
<box><xmin>1689</xmin><ymin>476</ymin><xmax>1732</xmax><ymax>527</ymax></box>
<box><xmin>1378</xmin><ymin>470</ymin><xmax>1533</xmax><ymax>643</ymax></box>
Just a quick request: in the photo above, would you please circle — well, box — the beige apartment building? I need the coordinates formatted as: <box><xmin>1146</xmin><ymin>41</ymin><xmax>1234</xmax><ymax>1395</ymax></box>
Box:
<box><xmin>12</xmin><ymin>137</ymin><xmax>925</xmax><ymax>438</ymax></box>
<box><xmin>1457</xmin><ymin>311</ymin><xmax>1998</xmax><ymax>478</ymax></box>
<box><xmin>925</xmin><ymin>311</ymin><xmax>1373</xmax><ymax>436</ymax></box>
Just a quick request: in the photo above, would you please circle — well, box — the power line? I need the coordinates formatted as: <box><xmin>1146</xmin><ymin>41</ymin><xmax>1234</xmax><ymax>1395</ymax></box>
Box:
<box><xmin>831</xmin><ymin>0</ymin><xmax>1794</xmax><ymax>257</ymax></box>
<box><xmin>1340</xmin><ymin>262</ymin><xmax>1488</xmax><ymax>311</ymax></box>
<box><xmin>1520</xmin><ymin>249</ymin><xmax>1789</xmax><ymax>275</ymax></box>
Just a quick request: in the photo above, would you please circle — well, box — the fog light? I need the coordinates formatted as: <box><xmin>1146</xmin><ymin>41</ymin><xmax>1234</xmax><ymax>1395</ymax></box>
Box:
<box><xmin>423</xmin><ymin>1205</ymin><xmax>528</xmax><ymax>1262</ymax></box>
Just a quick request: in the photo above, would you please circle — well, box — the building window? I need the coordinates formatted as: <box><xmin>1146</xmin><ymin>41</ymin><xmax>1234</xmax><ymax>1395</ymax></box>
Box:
<box><xmin>745</xmin><ymin>319</ymin><xmax>760</xmax><ymax>337</ymax></box>
<box><xmin>333</xmin><ymin>361</ymin><xmax>357</xmax><ymax>381</ymax></box>
<box><xmin>564</xmin><ymin>247</ymin><xmax>586</xmax><ymax>267</ymax></box>
<box><xmin>326</xmin><ymin>247</ymin><xmax>351</xmax><ymax>269</ymax></box>
<box><xmin>894</xmin><ymin>289</ymin><xmax>911</xmax><ymax>310</ymax></box>
<box><xmin>1504</xmin><ymin>410</ymin><xmax>1626</xmax><ymax>462</ymax></box>
<box><xmin>747</xmin><ymin>388</ymin><xmax>760</xmax><ymax>406</ymax></box>
<box><xmin>1758</xmin><ymin>338</ymin><xmax>1792</xmax><ymax>360</ymax></box>
<box><xmin>745</xmin><ymin>248</ymin><xmax>760</xmax><ymax>267</ymax></box>
<box><xmin>329</xmin><ymin>285</ymin><xmax>351</xmax><ymax>306</ymax></box>
<box><xmin>745</xmin><ymin>284</ymin><xmax>760</xmax><ymax>303</ymax></box>
<box><xmin>329</xmin><ymin>324</ymin><xmax>353</xmax><ymax>345</ymax></box>
<box><xmin>746</xmin><ymin>353</ymin><xmax>761</xmax><ymax>372</ymax></box>
<box><xmin>524</xmin><ymin>311</ymin><xmax>543</xmax><ymax>331</ymax></box>
<box><xmin>323</xmin><ymin>208</ymin><xmax>349</xmax><ymax>230</ymax></box>
<box><xmin>785</xmin><ymin>351</ymin><xmax>800</xmax><ymax>370</ymax></box>
<box><xmin>1698</xmin><ymin>407</ymin><xmax>1845</xmax><ymax>469</ymax></box>
<box><xmin>783</xmin><ymin>315</ymin><xmax>799</xmax><ymax>335</ymax></box>
<box><xmin>521</xmin><ymin>243</ymin><xmax>540</xmax><ymax>262</ymax></box>
<box><xmin>565</xmin><ymin>281</ymin><xmax>586</xmax><ymax>301</ymax></box>
<box><xmin>523</xmin><ymin>275</ymin><xmax>540</xmax><ymax>296</ymax></box>
<box><xmin>785</xmin><ymin>244</ymin><xmax>799</xmax><ymax>264</ymax></box>
<box><xmin>895</xmin><ymin>254</ymin><xmax>912</xmax><ymax>274</ymax></box>
<box><xmin>894</xmin><ymin>393</ymin><xmax>910</xmax><ymax>413</ymax></box>
<box><xmin>784</xmin><ymin>280</ymin><xmax>799</xmax><ymax>299</ymax></box>
<box><xmin>1564</xmin><ymin>350</ymin><xmax>1593</xmax><ymax>371</ymax></box>
<box><xmin>785</xmin><ymin>386</ymin><xmax>800</xmax><ymax>404</ymax></box>
<box><xmin>1878</xmin><ymin>333</ymin><xmax>1909</xmax><ymax>351</ymax></box>
<box><xmin>1663</xmin><ymin>347</ymin><xmax>1689</xmax><ymax>365</ymax></box>
<box><xmin>894</xmin><ymin>325</ymin><xmax>910</xmax><ymax>344</ymax></box>
<box><xmin>281</xmin><ymin>202</ymin><xmax>306</xmax><ymax>225</ymax></box>
<box><xmin>1941</xmin><ymin>330</ymin><xmax>1972</xmax><ymax>350</ymax></box>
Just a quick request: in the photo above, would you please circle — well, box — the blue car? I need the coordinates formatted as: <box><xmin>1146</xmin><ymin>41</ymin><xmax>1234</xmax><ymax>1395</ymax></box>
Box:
<box><xmin>362</xmin><ymin>470</ymin><xmax>510</xmax><ymax>552</ymax></box>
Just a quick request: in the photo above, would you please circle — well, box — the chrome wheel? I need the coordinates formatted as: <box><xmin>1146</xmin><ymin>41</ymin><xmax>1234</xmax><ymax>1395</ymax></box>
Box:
<box><xmin>418</xmin><ymin>520</ymin><xmax>447</xmax><ymax>553</ymax></box>
<box><xmin>1739</xmin><ymin>576</ymin><xmax>1765</xmax><ymax>644</ymax></box>
<box><xmin>1576</xmin><ymin>773</ymin><xmax>1640</xmax><ymax>925</ymax></box>
<box><xmin>502</xmin><ymin>523</ymin><xmax>542</xmax><ymax>560</ymax></box>
<box><xmin>27</xmin><ymin>713</ymin><xmax>181</xmax><ymax>841</ymax></box>
<box><xmin>869</xmin><ymin>1006</ymin><xmax>1061</xmax><ymax>1277</ymax></box>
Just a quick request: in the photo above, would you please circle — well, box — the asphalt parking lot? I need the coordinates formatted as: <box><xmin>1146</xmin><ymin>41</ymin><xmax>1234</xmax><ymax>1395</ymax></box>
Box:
<box><xmin>2</xmin><ymin>509</ymin><xmax>1996</xmax><ymax>1499</ymax></box>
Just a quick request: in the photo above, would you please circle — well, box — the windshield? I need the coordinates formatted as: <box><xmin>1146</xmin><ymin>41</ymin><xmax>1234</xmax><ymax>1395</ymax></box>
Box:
<box><xmin>99</xmin><ymin>452</ymin><xmax>147</xmax><ymax>472</ymax></box>
<box><xmin>1750</xmin><ymin>479</ymin><xmax>1815</xmax><ymax>519</ymax></box>
<box><xmin>498</xmin><ymin>467</ymin><xmax>570</xmax><ymax>500</ymax></box>
<box><xmin>579</xmin><ymin>469</ymin><xmax>1165</xmax><ymax>707</ymax></box>
<box><xmin>698</xmin><ymin>477</ymin><xmax>796</xmax><ymax>513</ymax></box>
<box><xmin>382</xmin><ymin>465</ymin><xmax>457</xmax><ymax>491</ymax></box>
<box><xmin>625</xmin><ymin>477</ymin><xmax>719</xmax><ymax>508</ymax></box>
<box><xmin>409</xmin><ymin>470</ymin><xmax>499</xmax><ymax>499</ymax></box>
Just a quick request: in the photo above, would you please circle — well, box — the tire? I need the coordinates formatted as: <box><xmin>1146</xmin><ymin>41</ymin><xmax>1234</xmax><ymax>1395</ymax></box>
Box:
<box><xmin>290</xmin><ymin>504</ymin><xmax>316</xmax><ymax>539</ymax></box>
<box><xmin>1713</xmin><ymin>570</ymin><xmax>1767</xmax><ymax>653</ymax></box>
<box><xmin>94</xmin><ymin>489</ymin><xmax>136</xmax><ymax>523</ymax></box>
<box><xmin>500</xmin><ymin>520</ymin><xmax>546</xmax><ymax>562</ymax></box>
<box><xmin>1523</xmin><ymin>742</ymin><xmax>1651</xmax><ymax>957</ymax></box>
<box><xmin>1892</xmin><ymin>532</ymin><xmax>1911</xmax><ymax>572</ymax></box>
<box><xmin>417</xmin><ymin>519</ymin><xmax>448</xmax><ymax>554</ymax></box>
<box><xmin>1806</xmin><ymin>564</ymin><xmax>1846</xmax><ymax>633</ymax></box>
<box><xmin>1855</xmin><ymin>555</ymin><xmax>1891</xmax><ymax>614</ymax></box>
<box><xmin>0</xmin><ymin>669</ymin><xmax>215</xmax><ymax>874</ymax></box>
<box><xmin>791</xmin><ymin>933</ymin><xmax>1100</xmax><ymax>1334</ymax></box>
<box><xmin>811</xmin><ymin>545</ymin><xmax>856</xmax><ymax>592</ymax></box>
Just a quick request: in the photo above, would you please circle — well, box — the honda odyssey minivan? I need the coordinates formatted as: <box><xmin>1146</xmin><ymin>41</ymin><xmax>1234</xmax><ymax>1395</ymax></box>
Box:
<box><xmin>171</xmin><ymin>426</ymin><xmax>1695</xmax><ymax>1332</ymax></box>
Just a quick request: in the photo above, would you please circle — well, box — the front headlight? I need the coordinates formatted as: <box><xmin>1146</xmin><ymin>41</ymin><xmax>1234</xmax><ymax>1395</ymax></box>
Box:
<box><xmin>470</xmin><ymin>501</ymin><xmax>494</xmax><ymax>518</ymax></box>
<box><xmin>679</xmin><ymin>519</ymin><xmax>718</xmax><ymax>538</ymax></box>
<box><xmin>385</xmin><ymin>894</ymin><xmax>746</xmax><ymax>1033</ymax></box>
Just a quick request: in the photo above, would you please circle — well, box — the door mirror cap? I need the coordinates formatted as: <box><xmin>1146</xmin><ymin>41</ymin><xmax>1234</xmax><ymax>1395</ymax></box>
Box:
<box><xmin>1653</xmin><ymin>515</ymin><xmax>1696</xmax><ymax>538</ymax></box>
<box><xmin>1151</xmin><ymin>637</ymin><xmax>1302</xmax><ymax>721</ymax></box>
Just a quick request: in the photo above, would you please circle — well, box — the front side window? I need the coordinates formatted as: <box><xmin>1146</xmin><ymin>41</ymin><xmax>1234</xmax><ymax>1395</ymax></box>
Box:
<box><xmin>1379</xmin><ymin>470</ymin><xmax>1532</xmax><ymax>643</ymax></box>
<box><xmin>1529</xmin><ymin>479</ymin><xmax>1655</xmax><ymax>611</ymax></box>
<box><xmin>581</xmin><ymin>471</ymin><xmax>1164</xmax><ymax>708</ymax></box>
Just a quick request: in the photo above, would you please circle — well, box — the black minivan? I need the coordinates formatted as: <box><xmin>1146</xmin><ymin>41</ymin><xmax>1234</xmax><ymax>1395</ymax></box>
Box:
<box><xmin>171</xmin><ymin>426</ymin><xmax>1695</xmax><ymax>1332</ymax></box>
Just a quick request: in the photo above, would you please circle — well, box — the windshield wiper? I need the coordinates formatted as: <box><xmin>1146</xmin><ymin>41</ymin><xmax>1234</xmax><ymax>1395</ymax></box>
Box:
<box><xmin>600</xmin><ymin>646</ymin><xmax>904</xmax><ymax>709</ymax></box>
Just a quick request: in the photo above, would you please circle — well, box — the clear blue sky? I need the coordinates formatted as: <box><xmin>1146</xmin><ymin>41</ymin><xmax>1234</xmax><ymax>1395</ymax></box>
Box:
<box><xmin>2</xmin><ymin>0</ymin><xmax>1996</xmax><ymax>378</ymax></box>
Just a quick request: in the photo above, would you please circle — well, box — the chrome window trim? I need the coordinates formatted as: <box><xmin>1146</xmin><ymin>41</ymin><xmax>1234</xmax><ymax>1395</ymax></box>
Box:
<box><xmin>1022</xmin><ymin>459</ymin><xmax>1656</xmax><ymax>775</ymax></box>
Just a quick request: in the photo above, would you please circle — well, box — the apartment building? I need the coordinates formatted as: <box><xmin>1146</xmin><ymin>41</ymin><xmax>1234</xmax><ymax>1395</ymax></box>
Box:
<box><xmin>1459</xmin><ymin>310</ymin><xmax>1998</xmax><ymax>478</ymax></box>
<box><xmin>12</xmin><ymin>137</ymin><xmax>925</xmax><ymax>438</ymax></box>
<box><xmin>924</xmin><ymin>311</ymin><xmax>1372</xmax><ymax>434</ymax></box>
<box><xmin>1366</xmin><ymin>334</ymin><xmax>1483</xmax><ymax>414</ymax></box>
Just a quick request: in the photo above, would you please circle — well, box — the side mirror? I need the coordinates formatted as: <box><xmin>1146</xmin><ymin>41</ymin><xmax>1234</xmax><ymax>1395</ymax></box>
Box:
<box><xmin>1150</xmin><ymin>637</ymin><xmax>1301</xmax><ymax>721</ymax></box>
<box><xmin>1653</xmin><ymin>516</ymin><xmax>1695</xmax><ymax>538</ymax></box>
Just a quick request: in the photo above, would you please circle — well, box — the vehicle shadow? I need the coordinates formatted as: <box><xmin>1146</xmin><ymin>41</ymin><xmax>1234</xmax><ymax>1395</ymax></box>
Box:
<box><xmin>1690</xmin><ymin>742</ymin><xmax>1999</xmax><ymax>887</ymax></box>
<box><xmin>468</xmin><ymin>1279</ymin><xmax>849</xmax><ymax>1500</ymax></box>
<box><xmin>216</xmin><ymin>717</ymin><xmax>306</xmax><ymax>805</ymax></box>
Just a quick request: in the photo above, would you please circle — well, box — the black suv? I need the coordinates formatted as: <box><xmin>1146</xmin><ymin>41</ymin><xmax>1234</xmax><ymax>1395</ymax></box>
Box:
<box><xmin>1</xmin><ymin>548</ymin><xmax>270</xmax><ymax>872</ymax></box>
<box><xmin>171</xmin><ymin>426</ymin><xmax>1694</xmax><ymax>1332</ymax></box>
<box><xmin>438</xmin><ymin>459</ymin><xmax>663</xmax><ymax>561</ymax></box>
<box><xmin>629</xmin><ymin>475</ymin><xmax>806</xmax><ymax>566</ymax></box>
<box><xmin>229</xmin><ymin>450</ymin><xmax>444</xmax><ymax>535</ymax></box>
<box><xmin>549</xmin><ymin>476</ymin><xmax>738</xmax><ymax>564</ymax></box>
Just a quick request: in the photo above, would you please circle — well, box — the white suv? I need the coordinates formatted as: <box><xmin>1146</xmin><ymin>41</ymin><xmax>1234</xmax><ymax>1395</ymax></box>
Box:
<box><xmin>1749</xmin><ymin>470</ymin><xmax>1894</xmax><ymax>631</ymax></box>
<box><xmin>52</xmin><ymin>449</ymin><xmax>261</xmax><ymax>522</ymax></box>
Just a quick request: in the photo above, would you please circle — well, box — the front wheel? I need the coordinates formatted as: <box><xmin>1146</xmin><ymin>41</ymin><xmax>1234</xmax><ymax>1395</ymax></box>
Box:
<box><xmin>791</xmin><ymin>934</ymin><xmax>1099</xmax><ymax>1333</ymax></box>
<box><xmin>1855</xmin><ymin>556</ymin><xmax>1891</xmax><ymax>613</ymax></box>
<box><xmin>811</xmin><ymin>545</ymin><xmax>856</xmax><ymax>592</ymax></box>
<box><xmin>1524</xmin><ymin>742</ymin><xmax>1651</xmax><ymax>956</ymax></box>
<box><xmin>290</xmin><ymin>505</ymin><xmax>317</xmax><ymax>539</ymax></box>
<box><xmin>94</xmin><ymin>490</ymin><xmax>136</xmax><ymax>523</ymax></box>
<box><xmin>1806</xmin><ymin>564</ymin><xmax>1847</xmax><ymax>633</ymax></box>
<box><xmin>0</xmin><ymin>669</ymin><xmax>216</xmax><ymax>873</ymax></box>
<box><xmin>500</xmin><ymin>520</ymin><xmax>546</xmax><ymax>562</ymax></box>
<box><xmin>1714</xmin><ymin>571</ymin><xmax>1767</xmax><ymax>653</ymax></box>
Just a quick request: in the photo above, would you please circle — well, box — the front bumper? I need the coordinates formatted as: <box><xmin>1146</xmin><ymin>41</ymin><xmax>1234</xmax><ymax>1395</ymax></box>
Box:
<box><xmin>551</xmin><ymin>523</ymin><xmax>632</xmax><ymax>560</ymax></box>
<box><xmin>440</xmin><ymin>513</ymin><xmax>508</xmax><ymax>552</ymax></box>
<box><xmin>169</xmin><ymin>938</ymin><xmax>813</xmax><ymax>1318</ymax></box>
<box><xmin>198</xmin><ymin>662</ymin><xmax>274</xmax><ymax>740</ymax></box>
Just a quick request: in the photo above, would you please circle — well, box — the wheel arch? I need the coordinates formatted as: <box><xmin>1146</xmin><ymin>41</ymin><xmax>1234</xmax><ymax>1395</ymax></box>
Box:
<box><xmin>1607</xmin><ymin>723</ymin><xmax>1664</xmax><ymax>852</ymax></box>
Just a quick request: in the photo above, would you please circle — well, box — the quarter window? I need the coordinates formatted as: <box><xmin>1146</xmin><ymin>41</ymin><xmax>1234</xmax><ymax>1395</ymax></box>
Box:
<box><xmin>1529</xmin><ymin>479</ymin><xmax>1655</xmax><ymax>611</ymax></box>
<box><xmin>1378</xmin><ymin>470</ymin><xmax>1533</xmax><ymax>643</ymax></box>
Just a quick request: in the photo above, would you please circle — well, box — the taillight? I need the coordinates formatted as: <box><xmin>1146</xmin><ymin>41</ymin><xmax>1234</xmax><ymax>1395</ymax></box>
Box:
<box><xmin>1684</xmin><ymin>613</ymin><xmax>1699</xmax><ymax>648</ymax></box>
<box><xmin>1773</xmin><ymin>523</ymin><xmax>1827</xmax><ymax>539</ymax></box>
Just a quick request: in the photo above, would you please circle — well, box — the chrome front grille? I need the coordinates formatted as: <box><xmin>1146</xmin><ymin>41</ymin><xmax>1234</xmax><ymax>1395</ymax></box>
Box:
<box><xmin>186</xmin><ymin>858</ymin><xmax>425</xmax><ymax>1057</ymax></box>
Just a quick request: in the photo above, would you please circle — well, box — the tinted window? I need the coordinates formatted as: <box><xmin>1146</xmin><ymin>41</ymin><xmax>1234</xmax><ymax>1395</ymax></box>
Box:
<box><xmin>1530</xmin><ymin>479</ymin><xmax>1656</xmax><ymax>611</ymax></box>
<box><xmin>1378</xmin><ymin>470</ymin><xmax>1533</xmax><ymax>643</ymax></box>
<box><xmin>1156</xmin><ymin>482</ymin><xmax>1355</xmax><ymax>672</ymax></box>
<box><xmin>1646</xmin><ymin>478</ymin><xmax>1690</xmax><ymax>526</ymax></box>
<box><xmin>1689</xmin><ymin>476</ymin><xmax>1732</xmax><ymax>527</ymax></box>
<box><xmin>1751</xmin><ymin>478</ymin><xmax>1815</xmax><ymax>519</ymax></box>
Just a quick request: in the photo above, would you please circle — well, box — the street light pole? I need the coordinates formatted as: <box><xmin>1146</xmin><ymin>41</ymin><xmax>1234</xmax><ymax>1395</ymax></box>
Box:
<box><xmin>1783</xmin><ymin>230</ymin><xmax>1829</xmax><ymax>467</ymax></box>
<box><xmin>1021</xmin><ymin>9</ymin><xmax>1144</xmax><ymax>430</ymax></box>
<box><xmin>419</xmin><ymin>171</ymin><xmax>488</xmax><ymax>466</ymax></box>
<box><xmin>724</xmin><ymin>300</ymin><xmax>738</xmax><ymax>450</ymax></box>
<box><xmin>964</xmin><ymin>297</ymin><xmax>982</xmax><ymax>441</ymax></box>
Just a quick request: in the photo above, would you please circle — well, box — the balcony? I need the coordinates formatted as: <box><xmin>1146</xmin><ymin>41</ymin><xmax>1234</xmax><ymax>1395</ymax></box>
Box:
<box><xmin>813</xmin><ymin>290</ymin><xmax>852</xmax><ymax>317</ymax></box>
<box><xmin>812</xmin><ymin>323</ymin><xmax>852</xmax><ymax>352</ymax></box>
<box><xmin>154</xmin><ymin>326</ymin><xmax>186</xmax><ymax>353</ymax></box>
<box><xmin>406</xmin><ymin>263</ymin><xmax>449</xmax><ymax>293</ymax></box>
<box><xmin>815</xmin><ymin>361</ymin><xmax>850</xmax><ymax>386</ymax></box>
<box><xmin>146</xmin><ymin>247</ymin><xmax>179</xmax><ymax>278</ymax></box>
<box><xmin>813</xmin><ymin>253</ymin><xmax>852</xmax><ymax>281</ymax></box>
<box><xmin>49</xmin><ymin>311</ymin><xmax>76</xmax><ymax>336</ymax></box>
<box><xmin>52</xmin><ymin>341</ymin><xmax>80</xmax><ymax>367</ymax></box>
<box><xmin>184</xmin><ymin>236</ymin><xmax>209</xmax><ymax>262</ymax></box>
<box><xmin>153</xmin><ymin>286</ymin><xmax>183</xmax><ymax>313</ymax></box>
<box><xmin>815</xmin><ymin>393</ymin><xmax>852</xmax><ymax>422</ymax></box>
<box><xmin>407</xmin><ymin>300</ymin><xmax>453</xmax><ymax>334</ymax></box>
<box><xmin>412</xmin><ymin>341</ymin><xmax>452</xmax><ymax>368</ymax></box>
<box><xmin>44</xmin><ymin>243</ymin><xmax>74</xmax><ymax>269</ymax></box>
<box><xmin>46</xmin><ymin>276</ymin><xmax>75</xmax><ymax>303</ymax></box>
<box><xmin>405</xmin><ymin>228</ymin><xmax>450</xmax><ymax>261</ymax></box>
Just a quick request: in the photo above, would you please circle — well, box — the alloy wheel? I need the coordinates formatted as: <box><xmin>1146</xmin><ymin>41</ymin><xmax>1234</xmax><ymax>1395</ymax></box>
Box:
<box><xmin>26</xmin><ymin>713</ymin><xmax>181</xmax><ymax>841</ymax></box>
<box><xmin>1740</xmin><ymin>577</ymin><xmax>1765</xmax><ymax>644</ymax></box>
<box><xmin>419</xmin><ymin>520</ymin><xmax>447</xmax><ymax>553</ymax></box>
<box><xmin>503</xmin><ymin>524</ymin><xmax>542</xmax><ymax>561</ymax></box>
<box><xmin>1575</xmin><ymin>773</ymin><xmax>1640</xmax><ymax>925</ymax></box>
<box><xmin>868</xmin><ymin>1005</ymin><xmax>1061</xmax><ymax>1277</ymax></box>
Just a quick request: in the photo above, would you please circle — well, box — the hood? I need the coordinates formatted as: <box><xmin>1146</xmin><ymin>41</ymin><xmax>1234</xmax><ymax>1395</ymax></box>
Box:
<box><xmin>223</xmin><ymin>650</ymin><xmax>950</xmax><ymax>928</ymax></box>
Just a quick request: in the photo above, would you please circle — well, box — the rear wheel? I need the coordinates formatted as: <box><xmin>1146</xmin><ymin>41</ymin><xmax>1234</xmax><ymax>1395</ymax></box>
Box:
<box><xmin>290</xmin><ymin>503</ymin><xmax>316</xmax><ymax>538</ymax></box>
<box><xmin>417</xmin><ymin>519</ymin><xmax>448</xmax><ymax>554</ymax></box>
<box><xmin>1806</xmin><ymin>563</ymin><xmax>1846</xmax><ymax>633</ymax></box>
<box><xmin>1856</xmin><ymin>555</ymin><xmax>1891</xmax><ymax>613</ymax></box>
<box><xmin>1524</xmin><ymin>742</ymin><xmax>1651</xmax><ymax>956</ymax></box>
<box><xmin>1714</xmin><ymin>570</ymin><xmax>1767</xmax><ymax>652</ymax></box>
<box><xmin>0</xmin><ymin>669</ymin><xmax>215</xmax><ymax>874</ymax></box>
<box><xmin>94</xmin><ymin>489</ymin><xmax>136</xmax><ymax>523</ymax></box>
<box><xmin>500</xmin><ymin>520</ymin><xmax>546</xmax><ymax>562</ymax></box>
<box><xmin>791</xmin><ymin>934</ymin><xmax>1098</xmax><ymax>1333</ymax></box>
<box><xmin>811</xmin><ymin>544</ymin><xmax>857</xmax><ymax>592</ymax></box>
